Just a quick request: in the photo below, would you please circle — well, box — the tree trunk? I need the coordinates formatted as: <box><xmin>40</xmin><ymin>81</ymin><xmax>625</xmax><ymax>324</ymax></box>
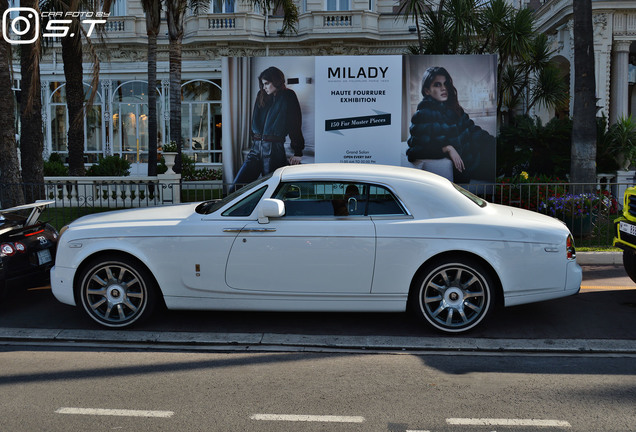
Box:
<box><xmin>147</xmin><ymin>32</ymin><xmax>158</xmax><ymax>176</ymax></box>
<box><xmin>19</xmin><ymin>0</ymin><xmax>44</xmax><ymax>201</ymax></box>
<box><xmin>167</xmin><ymin>0</ymin><xmax>185</xmax><ymax>173</ymax></box>
<box><xmin>169</xmin><ymin>38</ymin><xmax>182</xmax><ymax>173</ymax></box>
<box><xmin>570</xmin><ymin>0</ymin><xmax>597</xmax><ymax>186</ymax></box>
<box><xmin>145</xmin><ymin>0</ymin><xmax>161</xmax><ymax>177</ymax></box>
<box><xmin>62</xmin><ymin>19</ymin><xmax>86</xmax><ymax>177</ymax></box>
<box><xmin>0</xmin><ymin>0</ymin><xmax>24</xmax><ymax>207</ymax></box>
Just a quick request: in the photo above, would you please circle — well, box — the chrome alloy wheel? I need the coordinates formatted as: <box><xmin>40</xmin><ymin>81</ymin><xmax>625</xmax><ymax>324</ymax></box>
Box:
<box><xmin>418</xmin><ymin>262</ymin><xmax>492</xmax><ymax>333</ymax></box>
<box><xmin>79</xmin><ymin>260</ymin><xmax>149</xmax><ymax>327</ymax></box>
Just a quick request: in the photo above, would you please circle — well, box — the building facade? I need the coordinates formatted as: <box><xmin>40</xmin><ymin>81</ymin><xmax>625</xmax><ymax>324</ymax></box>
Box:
<box><xmin>12</xmin><ymin>0</ymin><xmax>417</xmax><ymax>175</ymax></box>
<box><xmin>530</xmin><ymin>0</ymin><xmax>636</xmax><ymax>124</ymax></box>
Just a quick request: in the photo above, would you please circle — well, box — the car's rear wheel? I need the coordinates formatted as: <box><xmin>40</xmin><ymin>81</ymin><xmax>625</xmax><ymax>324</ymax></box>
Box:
<box><xmin>411</xmin><ymin>258</ymin><xmax>494</xmax><ymax>333</ymax></box>
<box><xmin>77</xmin><ymin>255</ymin><xmax>157</xmax><ymax>328</ymax></box>
<box><xmin>623</xmin><ymin>250</ymin><xmax>636</xmax><ymax>284</ymax></box>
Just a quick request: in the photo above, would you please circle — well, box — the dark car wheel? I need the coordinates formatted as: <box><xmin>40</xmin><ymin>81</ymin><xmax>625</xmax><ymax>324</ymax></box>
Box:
<box><xmin>77</xmin><ymin>255</ymin><xmax>157</xmax><ymax>328</ymax></box>
<box><xmin>623</xmin><ymin>250</ymin><xmax>636</xmax><ymax>284</ymax></box>
<box><xmin>411</xmin><ymin>258</ymin><xmax>495</xmax><ymax>333</ymax></box>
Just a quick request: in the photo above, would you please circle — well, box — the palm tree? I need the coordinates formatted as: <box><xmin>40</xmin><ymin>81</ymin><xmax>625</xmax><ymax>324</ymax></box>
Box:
<box><xmin>410</xmin><ymin>0</ymin><xmax>562</xmax><ymax>124</ymax></box>
<box><xmin>165</xmin><ymin>0</ymin><xmax>298</xmax><ymax>173</ymax></box>
<box><xmin>19</xmin><ymin>0</ymin><xmax>44</xmax><ymax>201</ymax></box>
<box><xmin>60</xmin><ymin>0</ymin><xmax>87</xmax><ymax>176</ymax></box>
<box><xmin>570</xmin><ymin>0</ymin><xmax>597</xmax><ymax>185</ymax></box>
<box><xmin>40</xmin><ymin>0</ymin><xmax>106</xmax><ymax>177</ymax></box>
<box><xmin>395</xmin><ymin>0</ymin><xmax>427</xmax><ymax>54</ymax></box>
<box><xmin>477</xmin><ymin>0</ymin><xmax>509</xmax><ymax>54</ymax></box>
<box><xmin>0</xmin><ymin>0</ymin><xmax>25</xmax><ymax>207</ymax></box>
<box><xmin>166</xmin><ymin>0</ymin><xmax>186</xmax><ymax>172</ymax></box>
<box><xmin>142</xmin><ymin>0</ymin><xmax>162</xmax><ymax>176</ymax></box>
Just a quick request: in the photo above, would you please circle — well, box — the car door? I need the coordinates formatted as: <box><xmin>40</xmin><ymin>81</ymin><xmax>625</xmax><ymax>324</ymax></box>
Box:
<box><xmin>225</xmin><ymin>181</ymin><xmax>376</xmax><ymax>294</ymax></box>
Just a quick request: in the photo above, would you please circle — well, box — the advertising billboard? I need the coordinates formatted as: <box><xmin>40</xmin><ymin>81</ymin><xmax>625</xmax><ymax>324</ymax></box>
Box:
<box><xmin>223</xmin><ymin>54</ymin><xmax>496</xmax><ymax>186</ymax></box>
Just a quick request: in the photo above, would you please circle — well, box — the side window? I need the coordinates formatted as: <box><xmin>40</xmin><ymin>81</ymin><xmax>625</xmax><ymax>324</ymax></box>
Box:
<box><xmin>273</xmin><ymin>182</ymin><xmax>367</xmax><ymax>217</ymax></box>
<box><xmin>222</xmin><ymin>186</ymin><xmax>268</xmax><ymax>217</ymax></box>
<box><xmin>326</xmin><ymin>0</ymin><xmax>349</xmax><ymax>11</ymax></box>
<box><xmin>367</xmin><ymin>185</ymin><xmax>407</xmax><ymax>216</ymax></box>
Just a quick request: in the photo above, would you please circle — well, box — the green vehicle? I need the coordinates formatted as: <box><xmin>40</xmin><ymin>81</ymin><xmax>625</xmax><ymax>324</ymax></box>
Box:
<box><xmin>613</xmin><ymin>185</ymin><xmax>636</xmax><ymax>283</ymax></box>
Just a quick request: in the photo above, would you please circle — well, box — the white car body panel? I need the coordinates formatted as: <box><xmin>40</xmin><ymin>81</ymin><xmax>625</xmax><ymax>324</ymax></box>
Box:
<box><xmin>226</xmin><ymin>218</ymin><xmax>376</xmax><ymax>293</ymax></box>
<box><xmin>51</xmin><ymin>164</ymin><xmax>581</xmax><ymax>322</ymax></box>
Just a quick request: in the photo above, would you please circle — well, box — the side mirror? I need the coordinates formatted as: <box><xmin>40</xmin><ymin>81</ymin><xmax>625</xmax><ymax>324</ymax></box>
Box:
<box><xmin>258</xmin><ymin>199</ymin><xmax>285</xmax><ymax>224</ymax></box>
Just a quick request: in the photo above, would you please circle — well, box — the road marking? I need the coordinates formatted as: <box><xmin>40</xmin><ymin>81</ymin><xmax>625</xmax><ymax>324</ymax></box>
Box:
<box><xmin>251</xmin><ymin>413</ymin><xmax>365</xmax><ymax>423</ymax></box>
<box><xmin>56</xmin><ymin>407</ymin><xmax>174</xmax><ymax>418</ymax></box>
<box><xmin>447</xmin><ymin>418</ymin><xmax>571</xmax><ymax>427</ymax></box>
<box><xmin>581</xmin><ymin>285</ymin><xmax>635</xmax><ymax>291</ymax></box>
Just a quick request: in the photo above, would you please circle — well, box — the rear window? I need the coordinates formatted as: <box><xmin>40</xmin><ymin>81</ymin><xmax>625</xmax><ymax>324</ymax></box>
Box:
<box><xmin>453</xmin><ymin>183</ymin><xmax>487</xmax><ymax>208</ymax></box>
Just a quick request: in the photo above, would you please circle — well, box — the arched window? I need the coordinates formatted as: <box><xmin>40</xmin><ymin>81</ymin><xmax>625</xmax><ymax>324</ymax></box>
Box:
<box><xmin>111</xmin><ymin>80</ymin><xmax>162</xmax><ymax>164</ymax></box>
<box><xmin>181</xmin><ymin>79</ymin><xmax>223</xmax><ymax>164</ymax></box>
<box><xmin>48</xmin><ymin>82</ymin><xmax>103</xmax><ymax>163</ymax></box>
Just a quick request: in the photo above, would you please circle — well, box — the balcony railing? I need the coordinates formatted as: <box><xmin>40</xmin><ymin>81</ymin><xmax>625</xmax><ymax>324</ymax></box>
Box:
<box><xmin>97</xmin><ymin>11</ymin><xmax>415</xmax><ymax>41</ymax></box>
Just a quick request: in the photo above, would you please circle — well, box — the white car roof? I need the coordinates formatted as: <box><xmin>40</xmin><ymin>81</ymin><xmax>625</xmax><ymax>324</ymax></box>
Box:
<box><xmin>278</xmin><ymin>163</ymin><xmax>451</xmax><ymax>187</ymax></box>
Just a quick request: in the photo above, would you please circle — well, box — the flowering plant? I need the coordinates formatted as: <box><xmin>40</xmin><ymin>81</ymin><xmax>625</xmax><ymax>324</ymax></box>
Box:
<box><xmin>183</xmin><ymin>167</ymin><xmax>223</xmax><ymax>181</ymax></box>
<box><xmin>162</xmin><ymin>141</ymin><xmax>178</xmax><ymax>152</ymax></box>
<box><xmin>540</xmin><ymin>193</ymin><xmax>601</xmax><ymax>218</ymax></box>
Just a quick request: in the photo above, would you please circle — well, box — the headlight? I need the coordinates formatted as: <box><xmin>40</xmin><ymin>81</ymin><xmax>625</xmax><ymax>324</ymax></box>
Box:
<box><xmin>59</xmin><ymin>225</ymin><xmax>69</xmax><ymax>237</ymax></box>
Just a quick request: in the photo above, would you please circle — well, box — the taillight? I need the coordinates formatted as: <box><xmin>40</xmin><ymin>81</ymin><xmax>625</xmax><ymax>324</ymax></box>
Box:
<box><xmin>14</xmin><ymin>242</ymin><xmax>25</xmax><ymax>253</ymax></box>
<box><xmin>566</xmin><ymin>235</ymin><xmax>576</xmax><ymax>260</ymax></box>
<box><xmin>1</xmin><ymin>243</ymin><xmax>15</xmax><ymax>256</ymax></box>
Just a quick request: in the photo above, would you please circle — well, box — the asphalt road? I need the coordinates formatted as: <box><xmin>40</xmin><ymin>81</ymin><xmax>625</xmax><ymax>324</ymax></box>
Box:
<box><xmin>0</xmin><ymin>265</ymin><xmax>634</xmax><ymax>341</ymax></box>
<box><xmin>0</xmin><ymin>348</ymin><xmax>634</xmax><ymax>432</ymax></box>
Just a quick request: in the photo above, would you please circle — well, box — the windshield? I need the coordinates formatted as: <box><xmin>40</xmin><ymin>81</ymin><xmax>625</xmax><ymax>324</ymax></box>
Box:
<box><xmin>453</xmin><ymin>183</ymin><xmax>487</xmax><ymax>208</ymax></box>
<box><xmin>195</xmin><ymin>174</ymin><xmax>273</xmax><ymax>215</ymax></box>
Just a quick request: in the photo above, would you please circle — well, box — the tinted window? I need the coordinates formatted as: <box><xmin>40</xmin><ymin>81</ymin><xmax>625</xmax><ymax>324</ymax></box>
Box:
<box><xmin>274</xmin><ymin>182</ymin><xmax>367</xmax><ymax>217</ymax></box>
<box><xmin>222</xmin><ymin>186</ymin><xmax>268</xmax><ymax>217</ymax></box>
<box><xmin>367</xmin><ymin>185</ymin><xmax>407</xmax><ymax>216</ymax></box>
<box><xmin>196</xmin><ymin>174</ymin><xmax>272</xmax><ymax>215</ymax></box>
<box><xmin>272</xmin><ymin>182</ymin><xmax>406</xmax><ymax>217</ymax></box>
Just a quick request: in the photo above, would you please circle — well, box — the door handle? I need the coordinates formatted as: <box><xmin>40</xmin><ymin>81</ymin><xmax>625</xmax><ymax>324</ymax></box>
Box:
<box><xmin>223</xmin><ymin>228</ymin><xmax>276</xmax><ymax>233</ymax></box>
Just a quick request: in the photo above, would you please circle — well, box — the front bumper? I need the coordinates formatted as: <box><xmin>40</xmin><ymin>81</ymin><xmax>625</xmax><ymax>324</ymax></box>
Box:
<box><xmin>50</xmin><ymin>265</ymin><xmax>76</xmax><ymax>306</ymax></box>
<box><xmin>613</xmin><ymin>217</ymin><xmax>636</xmax><ymax>252</ymax></box>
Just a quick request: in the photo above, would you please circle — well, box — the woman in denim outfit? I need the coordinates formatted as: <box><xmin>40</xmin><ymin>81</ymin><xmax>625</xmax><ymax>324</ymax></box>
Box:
<box><xmin>233</xmin><ymin>67</ymin><xmax>305</xmax><ymax>188</ymax></box>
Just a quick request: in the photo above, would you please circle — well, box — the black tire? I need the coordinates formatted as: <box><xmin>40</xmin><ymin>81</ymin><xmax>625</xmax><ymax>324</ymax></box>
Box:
<box><xmin>76</xmin><ymin>255</ymin><xmax>157</xmax><ymax>328</ymax></box>
<box><xmin>623</xmin><ymin>250</ymin><xmax>636</xmax><ymax>284</ymax></box>
<box><xmin>410</xmin><ymin>258</ymin><xmax>495</xmax><ymax>333</ymax></box>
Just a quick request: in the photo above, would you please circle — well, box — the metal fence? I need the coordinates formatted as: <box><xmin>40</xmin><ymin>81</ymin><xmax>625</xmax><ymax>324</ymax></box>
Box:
<box><xmin>464</xmin><ymin>181</ymin><xmax>628</xmax><ymax>248</ymax></box>
<box><xmin>1</xmin><ymin>179</ymin><xmax>631</xmax><ymax>248</ymax></box>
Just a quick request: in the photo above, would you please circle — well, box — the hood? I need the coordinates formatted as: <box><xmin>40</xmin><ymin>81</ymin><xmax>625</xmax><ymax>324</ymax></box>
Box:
<box><xmin>69</xmin><ymin>202</ymin><xmax>200</xmax><ymax>228</ymax></box>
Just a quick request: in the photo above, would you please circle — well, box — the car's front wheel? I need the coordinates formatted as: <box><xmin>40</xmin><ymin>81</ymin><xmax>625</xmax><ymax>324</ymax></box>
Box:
<box><xmin>411</xmin><ymin>258</ymin><xmax>495</xmax><ymax>333</ymax></box>
<box><xmin>77</xmin><ymin>255</ymin><xmax>157</xmax><ymax>328</ymax></box>
<box><xmin>623</xmin><ymin>250</ymin><xmax>636</xmax><ymax>284</ymax></box>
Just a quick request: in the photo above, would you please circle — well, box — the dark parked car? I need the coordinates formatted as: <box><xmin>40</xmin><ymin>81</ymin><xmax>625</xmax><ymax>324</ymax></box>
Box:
<box><xmin>0</xmin><ymin>200</ymin><xmax>58</xmax><ymax>295</ymax></box>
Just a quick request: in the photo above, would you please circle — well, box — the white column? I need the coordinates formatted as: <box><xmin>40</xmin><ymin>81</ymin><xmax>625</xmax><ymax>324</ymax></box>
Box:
<box><xmin>610</xmin><ymin>40</ymin><xmax>631</xmax><ymax>124</ymax></box>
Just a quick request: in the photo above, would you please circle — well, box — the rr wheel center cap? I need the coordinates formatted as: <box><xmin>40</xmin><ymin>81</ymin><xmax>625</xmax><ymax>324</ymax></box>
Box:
<box><xmin>444</xmin><ymin>287</ymin><xmax>464</xmax><ymax>308</ymax></box>
<box><xmin>107</xmin><ymin>285</ymin><xmax>125</xmax><ymax>304</ymax></box>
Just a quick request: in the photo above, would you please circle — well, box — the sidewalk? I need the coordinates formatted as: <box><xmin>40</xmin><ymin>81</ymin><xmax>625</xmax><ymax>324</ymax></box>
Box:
<box><xmin>1</xmin><ymin>327</ymin><xmax>635</xmax><ymax>355</ymax></box>
<box><xmin>577</xmin><ymin>251</ymin><xmax>622</xmax><ymax>265</ymax></box>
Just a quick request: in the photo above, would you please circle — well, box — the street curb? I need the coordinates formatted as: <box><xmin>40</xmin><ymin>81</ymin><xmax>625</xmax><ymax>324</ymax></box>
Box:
<box><xmin>577</xmin><ymin>252</ymin><xmax>622</xmax><ymax>265</ymax></box>
<box><xmin>0</xmin><ymin>327</ymin><xmax>634</xmax><ymax>354</ymax></box>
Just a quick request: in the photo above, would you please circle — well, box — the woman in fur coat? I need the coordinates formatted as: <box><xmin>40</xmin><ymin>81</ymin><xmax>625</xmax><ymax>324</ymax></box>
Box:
<box><xmin>406</xmin><ymin>66</ymin><xmax>495</xmax><ymax>183</ymax></box>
